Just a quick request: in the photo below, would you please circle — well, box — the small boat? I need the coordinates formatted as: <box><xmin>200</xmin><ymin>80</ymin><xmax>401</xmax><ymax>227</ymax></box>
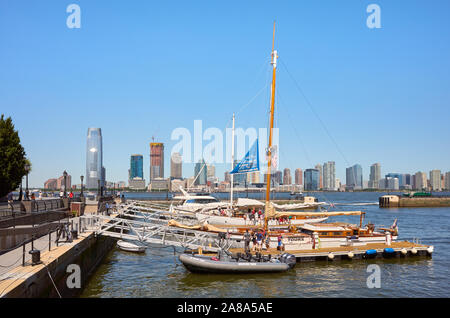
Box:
<box><xmin>179</xmin><ymin>251</ymin><xmax>296</xmax><ymax>274</ymax></box>
<box><xmin>117</xmin><ymin>240</ymin><xmax>146</xmax><ymax>253</ymax></box>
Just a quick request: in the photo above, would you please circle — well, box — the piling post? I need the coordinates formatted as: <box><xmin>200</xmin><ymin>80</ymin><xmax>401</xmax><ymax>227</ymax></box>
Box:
<box><xmin>22</xmin><ymin>242</ymin><xmax>25</xmax><ymax>266</ymax></box>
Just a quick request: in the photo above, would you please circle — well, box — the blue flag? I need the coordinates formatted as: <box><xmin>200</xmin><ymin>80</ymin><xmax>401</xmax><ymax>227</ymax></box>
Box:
<box><xmin>230</xmin><ymin>139</ymin><xmax>259</xmax><ymax>174</ymax></box>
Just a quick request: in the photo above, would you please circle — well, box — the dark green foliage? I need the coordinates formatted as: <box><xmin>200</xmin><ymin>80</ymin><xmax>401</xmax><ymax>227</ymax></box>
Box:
<box><xmin>0</xmin><ymin>114</ymin><xmax>27</xmax><ymax>198</ymax></box>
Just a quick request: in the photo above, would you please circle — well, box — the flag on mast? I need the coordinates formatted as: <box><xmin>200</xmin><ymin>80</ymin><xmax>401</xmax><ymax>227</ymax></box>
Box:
<box><xmin>230</xmin><ymin>139</ymin><xmax>260</xmax><ymax>174</ymax></box>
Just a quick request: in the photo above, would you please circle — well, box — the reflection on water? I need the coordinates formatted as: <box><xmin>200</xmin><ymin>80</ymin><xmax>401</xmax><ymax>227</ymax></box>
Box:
<box><xmin>81</xmin><ymin>192</ymin><xmax>450</xmax><ymax>298</ymax></box>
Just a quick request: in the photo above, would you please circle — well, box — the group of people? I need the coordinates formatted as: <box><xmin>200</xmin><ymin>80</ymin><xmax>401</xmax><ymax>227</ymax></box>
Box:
<box><xmin>244</xmin><ymin>207</ymin><xmax>264</xmax><ymax>225</ymax></box>
<box><xmin>243</xmin><ymin>229</ymin><xmax>285</xmax><ymax>253</ymax></box>
<box><xmin>243</xmin><ymin>229</ymin><xmax>271</xmax><ymax>253</ymax></box>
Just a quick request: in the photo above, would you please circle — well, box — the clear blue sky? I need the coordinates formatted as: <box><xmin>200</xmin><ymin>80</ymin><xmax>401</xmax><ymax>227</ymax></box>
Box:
<box><xmin>1</xmin><ymin>0</ymin><xmax>449</xmax><ymax>187</ymax></box>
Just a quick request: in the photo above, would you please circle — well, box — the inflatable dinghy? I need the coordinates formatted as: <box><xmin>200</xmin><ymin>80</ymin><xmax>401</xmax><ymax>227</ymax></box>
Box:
<box><xmin>179</xmin><ymin>252</ymin><xmax>296</xmax><ymax>274</ymax></box>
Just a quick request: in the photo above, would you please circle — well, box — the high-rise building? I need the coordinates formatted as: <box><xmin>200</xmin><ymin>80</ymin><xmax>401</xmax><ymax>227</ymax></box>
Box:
<box><xmin>369</xmin><ymin>163</ymin><xmax>381</xmax><ymax>189</ymax></box>
<box><xmin>315</xmin><ymin>164</ymin><xmax>323</xmax><ymax>189</ymax></box>
<box><xmin>323</xmin><ymin>161</ymin><xmax>336</xmax><ymax>191</ymax></box>
<box><xmin>86</xmin><ymin>128</ymin><xmax>104</xmax><ymax>189</ymax></box>
<box><xmin>385</xmin><ymin>173</ymin><xmax>404</xmax><ymax>187</ymax></box>
<box><xmin>387</xmin><ymin>177</ymin><xmax>399</xmax><ymax>190</ymax></box>
<box><xmin>274</xmin><ymin>170</ymin><xmax>282</xmax><ymax>185</ymax></box>
<box><xmin>194</xmin><ymin>159</ymin><xmax>207</xmax><ymax>185</ymax></box>
<box><xmin>445</xmin><ymin>172</ymin><xmax>450</xmax><ymax>190</ymax></box>
<box><xmin>283</xmin><ymin>168</ymin><xmax>292</xmax><ymax>185</ymax></box>
<box><xmin>247</xmin><ymin>171</ymin><xmax>260</xmax><ymax>184</ymax></box>
<box><xmin>150</xmin><ymin>143</ymin><xmax>164</xmax><ymax>180</ymax></box>
<box><xmin>430</xmin><ymin>170</ymin><xmax>441</xmax><ymax>191</ymax></box>
<box><xmin>294</xmin><ymin>168</ymin><xmax>303</xmax><ymax>185</ymax></box>
<box><xmin>130</xmin><ymin>154</ymin><xmax>144</xmax><ymax>179</ymax></box>
<box><xmin>207</xmin><ymin>164</ymin><xmax>216</xmax><ymax>179</ymax></box>
<box><xmin>170</xmin><ymin>152</ymin><xmax>182</xmax><ymax>179</ymax></box>
<box><xmin>304</xmin><ymin>169</ymin><xmax>320</xmax><ymax>191</ymax></box>
<box><xmin>224</xmin><ymin>171</ymin><xmax>230</xmax><ymax>183</ymax></box>
<box><xmin>414</xmin><ymin>171</ymin><xmax>427</xmax><ymax>190</ymax></box>
<box><xmin>346</xmin><ymin>164</ymin><xmax>363</xmax><ymax>190</ymax></box>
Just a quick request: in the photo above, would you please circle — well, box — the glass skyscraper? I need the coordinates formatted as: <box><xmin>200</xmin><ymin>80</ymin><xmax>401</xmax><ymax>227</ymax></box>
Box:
<box><xmin>346</xmin><ymin>164</ymin><xmax>363</xmax><ymax>189</ymax></box>
<box><xmin>194</xmin><ymin>159</ymin><xmax>208</xmax><ymax>185</ymax></box>
<box><xmin>304</xmin><ymin>169</ymin><xmax>320</xmax><ymax>191</ymax></box>
<box><xmin>86</xmin><ymin>128</ymin><xmax>104</xmax><ymax>189</ymax></box>
<box><xmin>130</xmin><ymin>154</ymin><xmax>144</xmax><ymax>179</ymax></box>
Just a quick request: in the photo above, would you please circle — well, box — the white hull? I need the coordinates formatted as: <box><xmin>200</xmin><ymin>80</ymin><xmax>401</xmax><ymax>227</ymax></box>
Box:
<box><xmin>117</xmin><ymin>240</ymin><xmax>146</xmax><ymax>253</ymax></box>
<box><xmin>195</xmin><ymin>213</ymin><xmax>328</xmax><ymax>226</ymax></box>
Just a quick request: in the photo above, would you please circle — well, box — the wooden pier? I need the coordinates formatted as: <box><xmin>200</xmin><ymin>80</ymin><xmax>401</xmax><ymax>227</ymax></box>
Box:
<box><xmin>227</xmin><ymin>241</ymin><xmax>433</xmax><ymax>262</ymax></box>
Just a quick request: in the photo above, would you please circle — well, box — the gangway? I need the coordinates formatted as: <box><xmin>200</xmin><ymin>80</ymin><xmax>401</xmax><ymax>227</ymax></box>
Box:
<box><xmin>80</xmin><ymin>207</ymin><xmax>233</xmax><ymax>253</ymax></box>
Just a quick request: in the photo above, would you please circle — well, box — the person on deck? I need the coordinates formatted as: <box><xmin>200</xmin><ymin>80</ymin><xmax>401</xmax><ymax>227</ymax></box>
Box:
<box><xmin>243</xmin><ymin>230</ymin><xmax>251</xmax><ymax>253</ymax></box>
<box><xmin>256</xmin><ymin>231</ymin><xmax>263</xmax><ymax>252</ymax></box>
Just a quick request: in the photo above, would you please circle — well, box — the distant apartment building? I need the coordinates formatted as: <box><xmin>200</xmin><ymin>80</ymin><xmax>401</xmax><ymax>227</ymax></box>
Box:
<box><xmin>57</xmin><ymin>174</ymin><xmax>71</xmax><ymax>190</ymax></box>
<box><xmin>346</xmin><ymin>164</ymin><xmax>363</xmax><ymax>190</ymax></box>
<box><xmin>387</xmin><ymin>177</ymin><xmax>399</xmax><ymax>190</ymax></box>
<box><xmin>369</xmin><ymin>163</ymin><xmax>381</xmax><ymax>189</ymax></box>
<box><xmin>315</xmin><ymin>164</ymin><xmax>323</xmax><ymax>189</ymax></box>
<box><xmin>414</xmin><ymin>171</ymin><xmax>427</xmax><ymax>190</ymax></box>
<box><xmin>44</xmin><ymin>178</ymin><xmax>58</xmax><ymax>190</ymax></box>
<box><xmin>294</xmin><ymin>168</ymin><xmax>303</xmax><ymax>186</ymax></box>
<box><xmin>445</xmin><ymin>172</ymin><xmax>450</xmax><ymax>190</ymax></box>
<box><xmin>207</xmin><ymin>164</ymin><xmax>215</xmax><ymax>179</ymax></box>
<box><xmin>170</xmin><ymin>152</ymin><xmax>182</xmax><ymax>179</ymax></box>
<box><xmin>304</xmin><ymin>169</ymin><xmax>320</xmax><ymax>191</ymax></box>
<box><xmin>224</xmin><ymin>171</ymin><xmax>231</xmax><ymax>183</ymax></box>
<box><xmin>247</xmin><ymin>171</ymin><xmax>260</xmax><ymax>184</ymax></box>
<box><xmin>430</xmin><ymin>170</ymin><xmax>442</xmax><ymax>191</ymax></box>
<box><xmin>283</xmin><ymin>168</ymin><xmax>292</xmax><ymax>185</ymax></box>
<box><xmin>323</xmin><ymin>161</ymin><xmax>336</xmax><ymax>191</ymax></box>
<box><xmin>150</xmin><ymin>142</ymin><xmax>164</xmax><ymax>180</ymax></box>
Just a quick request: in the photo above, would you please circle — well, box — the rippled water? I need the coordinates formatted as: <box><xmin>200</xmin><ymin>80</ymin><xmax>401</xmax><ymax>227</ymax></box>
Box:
<box><xmin>81</xmin><ymin>192</ymin><xmax>450</xmax><ymax>297</ymax></box>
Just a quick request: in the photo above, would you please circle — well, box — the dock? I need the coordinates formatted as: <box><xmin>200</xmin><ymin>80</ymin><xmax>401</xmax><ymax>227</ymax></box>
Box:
<box><xmin>227</xmin><ymin>241</ymin><xmax>433</xmax><ymax>262</ymax></box>
<box><xmin>379</xmin><ymin>194</ymin><xmax>450</xmax><ymax>208</ymax></box>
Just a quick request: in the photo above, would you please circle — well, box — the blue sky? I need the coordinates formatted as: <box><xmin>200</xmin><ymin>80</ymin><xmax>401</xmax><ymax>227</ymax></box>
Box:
<box><xmin>1</xmin><ymin>0</ymin><xmax>449</xmax><ymax>187</ymax></box>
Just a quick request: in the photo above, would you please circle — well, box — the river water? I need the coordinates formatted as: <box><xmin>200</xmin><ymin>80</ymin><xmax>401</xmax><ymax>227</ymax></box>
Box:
<box><xmin>80</xmin><ymin>192</ymin><xmax>450</xmax><ymax>297</ymax></box>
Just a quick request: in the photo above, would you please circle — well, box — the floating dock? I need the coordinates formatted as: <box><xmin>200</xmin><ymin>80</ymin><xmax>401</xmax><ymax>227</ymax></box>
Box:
<box><xmin>227</xmin><ymin>241</ymin><xmax>433</xmax><ymax>262</ymax></box>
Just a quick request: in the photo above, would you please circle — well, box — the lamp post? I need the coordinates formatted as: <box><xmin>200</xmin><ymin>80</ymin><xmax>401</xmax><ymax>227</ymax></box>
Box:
<box><xmin>63</xmin><ymin>170</ymin><xmax>68</xmax><ymax>198</ymax></box>
<box><xmin>80</xmin><ymin>175</ymin><xmax>84</xmax><ymax>197</ymax></box>
<box><xmin>24</xmin><ymin>163</ymin><xmax>31</xmax><ymax>200</ymax></box>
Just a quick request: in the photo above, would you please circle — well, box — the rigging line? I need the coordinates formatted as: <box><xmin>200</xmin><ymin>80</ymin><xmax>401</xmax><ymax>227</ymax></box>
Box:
<box><xmin>277</xmin><ymin>89</ymin><xmax>337</xmax><ymax>208</ymax></box>
<box><xmin>279</xmin><ymin>57</ymin><xmax>352</xmax><ymax>167</ymax></box>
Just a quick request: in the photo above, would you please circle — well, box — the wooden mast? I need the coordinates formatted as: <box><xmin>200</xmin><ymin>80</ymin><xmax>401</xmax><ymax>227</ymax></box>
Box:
<box><xmin>264</xmin><ymin>22</ymin><xmax>278</xmax><ymax>231</ymax></box>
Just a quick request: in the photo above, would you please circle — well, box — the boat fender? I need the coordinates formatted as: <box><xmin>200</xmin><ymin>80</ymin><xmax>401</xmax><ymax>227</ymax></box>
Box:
<box><xmin>211</xmin><ymin>257</ymin><xmax>219</xmax><ymax>261</ymax></box>
<box><xmin>427</xmin><ymin>246</ymin><xmax>434</xmax><ymax>254</ymax></box>
<box><xmin>411</xmin><ymin>248</ymin><xmax>418</xmax><ymax>255</ymax></box>
<box><xmin>328</xmin><ymin>253</ymin><xmax>334</xmax><ymax>260</ymax></box>
<box><xmin>365</xmin><ymin>249</ymin><xmax>377</xmax><ymax>256</ymax></box>
<box><xmin>384</xmin><ymin>248</ymin><xmax>395</xmax><ymax>254</ymax></box>
<box><xmin>400</xmin><ymin>248</ymin><xmax>407</xmax><ymax>255</ymax></box>
<box><xmin>347</xmin><ymin>252</ymin><xmax>354</xmax><ymax>259</ymax></box>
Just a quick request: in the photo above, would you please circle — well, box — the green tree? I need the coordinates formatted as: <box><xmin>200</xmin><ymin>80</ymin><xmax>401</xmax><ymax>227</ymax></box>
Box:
<box><xmin>0</xmin><ymin>114</ymin><xmax>28</xmax><ymax>198</ymax></box>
